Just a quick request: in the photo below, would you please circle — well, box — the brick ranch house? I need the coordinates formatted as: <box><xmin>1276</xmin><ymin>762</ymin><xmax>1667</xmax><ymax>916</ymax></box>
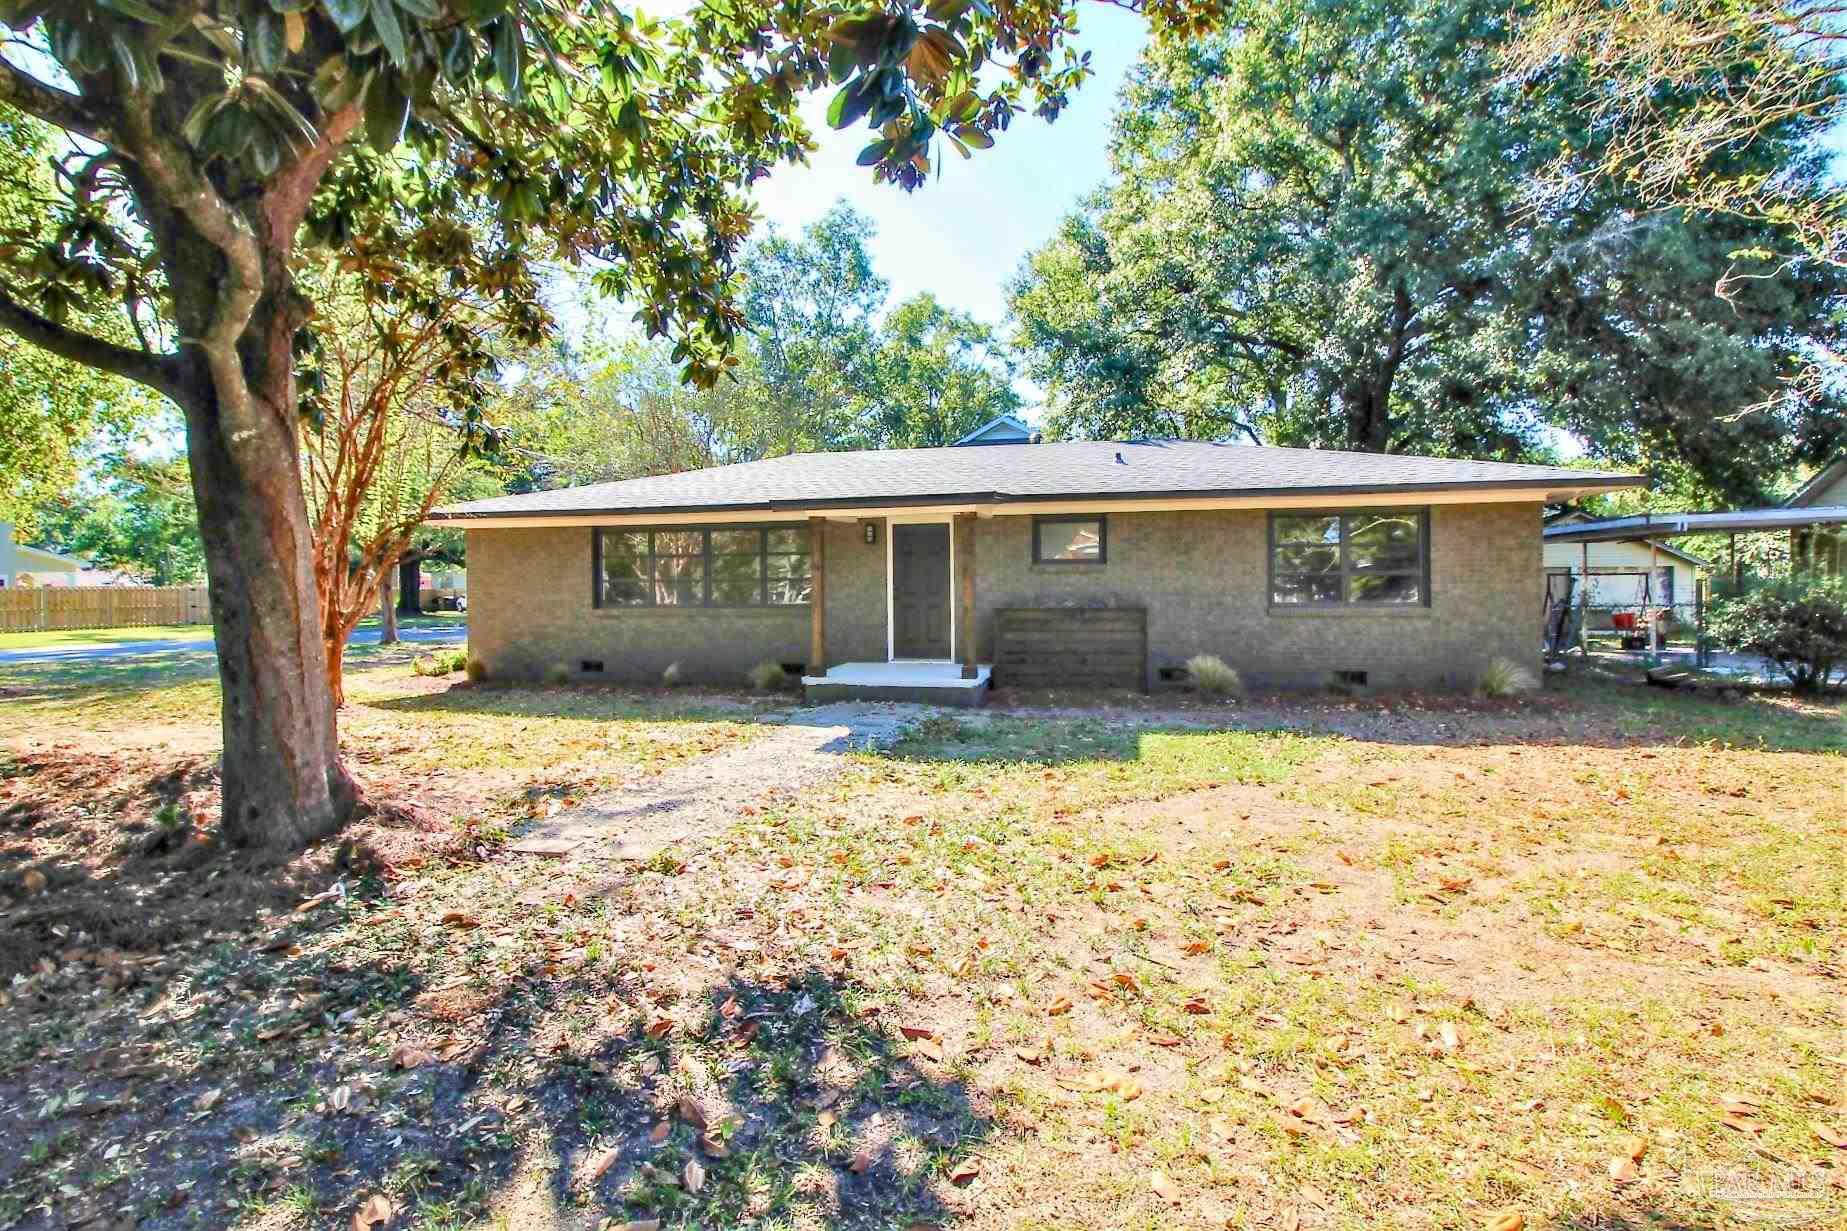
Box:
<box><xmin>426</xmin><ymin>436</ymin><xmax>1638</xmax><ymax>703</ymax></box>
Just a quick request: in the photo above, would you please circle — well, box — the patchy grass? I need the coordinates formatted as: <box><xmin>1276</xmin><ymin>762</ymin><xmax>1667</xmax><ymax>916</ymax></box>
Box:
<box><xmin>0</xmin><ymin>665</ymin><xmax>1841</xmax><ymax>1230</ymax></box>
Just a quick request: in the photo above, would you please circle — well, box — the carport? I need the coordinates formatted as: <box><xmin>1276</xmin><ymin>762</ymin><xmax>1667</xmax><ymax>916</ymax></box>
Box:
<box><xmin>1541</xmin><ymin>505</ymin><xmax>1847</xmax><ymax>663</ymax></box>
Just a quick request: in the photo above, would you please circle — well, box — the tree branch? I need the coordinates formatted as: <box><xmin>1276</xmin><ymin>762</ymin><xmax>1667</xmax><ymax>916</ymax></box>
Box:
<box><xmin>0</xmin><ymin>56</ymin><xmax>109</xmax><ymax>142</ymax></box>
<box><xmin>0</xmin><ymin>285</ymin><xmax>184</xmax><ymax>402</ymax></box>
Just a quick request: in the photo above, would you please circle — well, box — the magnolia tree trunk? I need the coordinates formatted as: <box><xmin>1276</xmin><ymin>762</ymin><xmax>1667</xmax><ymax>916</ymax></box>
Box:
<box><xmin>178</xmin><ymin>349</ymin><xmax>358</xmax><ymax>848</ymax></box>
<box><xmin>140</xmin><ymin>127</ymin><xmax>361</xmax><ymax>850</ymax></box>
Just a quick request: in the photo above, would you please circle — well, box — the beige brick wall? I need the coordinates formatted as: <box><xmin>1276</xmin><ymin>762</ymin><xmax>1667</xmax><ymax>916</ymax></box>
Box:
<box><xmin>466</xmin><ymin>526</ymin><xmax>803</xmax><ymax>684</ymax></box>
<box><xmin>963</xmin><ymin>503</ymin><xmax>1542</xmax><ymax>689</ymax></box>
<box><xmin>466</xmin><ymin>502</ymin><xmax>1541</xmax><ymax>690</ymax></box>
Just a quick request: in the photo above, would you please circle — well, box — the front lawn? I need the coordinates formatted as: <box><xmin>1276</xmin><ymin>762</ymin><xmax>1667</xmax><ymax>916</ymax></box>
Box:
<box><xmin>0</xmin><ymin>661</ymin><xmax>1840</xmax><ymax>1231</ymax></box>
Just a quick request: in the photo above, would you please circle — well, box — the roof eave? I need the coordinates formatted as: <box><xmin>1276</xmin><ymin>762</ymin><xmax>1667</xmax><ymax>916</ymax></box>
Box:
<box><xmin>427</xmin><ymin>473</ymin><xmax>1641</xmax><ymax>524</ymax></box>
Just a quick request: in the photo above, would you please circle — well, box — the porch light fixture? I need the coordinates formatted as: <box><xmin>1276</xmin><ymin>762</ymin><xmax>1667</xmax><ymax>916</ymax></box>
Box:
<box><xmin>862</xmin><ymin>521</ymin><xmax>878</xmax><ymax>546</ymax></box>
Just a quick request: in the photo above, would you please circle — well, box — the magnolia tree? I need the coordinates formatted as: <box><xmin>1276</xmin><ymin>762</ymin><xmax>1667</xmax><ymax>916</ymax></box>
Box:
<box><xmin>0</xmin><ymin>0</ymin><xmax>1217</xmax><ymax>849</ymax></box>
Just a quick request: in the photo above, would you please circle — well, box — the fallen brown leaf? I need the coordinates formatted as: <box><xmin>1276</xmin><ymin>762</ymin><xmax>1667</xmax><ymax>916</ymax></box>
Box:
<box><xmin>351</xmin><ymin>1194</ymin><xmax>393</xmax><ymax>1230</ymax></box>
<box><xmin>682</xmin><ymin>1158</ymin><xmax>705</xmax><ymax>1194</ymax></box>
<box><xmin>1150</xmin><ymin>1169</ymin><xmax>1180</xmax><ymax>1204</ymax></box>
<box><xmin>389</xmin><ymin>1042</ymin><xmax>437</xmax><ymax>1069</ymax></box>
<box><xmin>588</xmin><ymin>1148</ymin><xmax>619</xmax><ymax>1181</ymax></box>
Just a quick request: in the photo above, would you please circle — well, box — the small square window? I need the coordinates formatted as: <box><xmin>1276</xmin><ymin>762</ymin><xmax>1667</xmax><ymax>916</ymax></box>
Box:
<box><xmin>1033</xmin><ymin>516</ymin><xmax>1107</xmax><ymax>564</ymax></box>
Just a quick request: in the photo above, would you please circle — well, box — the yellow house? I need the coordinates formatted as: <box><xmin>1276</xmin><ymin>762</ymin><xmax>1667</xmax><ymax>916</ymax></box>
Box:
<box><xmin>0</xmin><ymin>521</ymin><xmax>86</xmax><ymax>587</ymax></box>
<box><xmin>1786</xmin><ymin>456</ymin><xmax>1846</xmax><ymax>575</ymax></box>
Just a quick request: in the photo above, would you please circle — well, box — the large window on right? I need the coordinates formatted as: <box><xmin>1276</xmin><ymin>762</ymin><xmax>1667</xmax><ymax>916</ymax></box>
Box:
<box><xmin>1269</xmin><ymin>509</ymin><xmax>1430</xmax><ymax>607</ymax></box>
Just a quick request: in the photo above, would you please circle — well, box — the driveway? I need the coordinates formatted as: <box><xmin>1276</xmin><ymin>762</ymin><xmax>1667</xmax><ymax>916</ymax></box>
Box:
<box><xmin>0</xmin><ymin>621</ymin><xmax>466</xmax><ymax>665</ymax></box>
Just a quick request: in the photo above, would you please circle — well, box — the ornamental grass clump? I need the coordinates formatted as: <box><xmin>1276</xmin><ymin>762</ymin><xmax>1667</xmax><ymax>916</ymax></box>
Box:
<box><xmin>1186</xmin><ymin>654</ymin><xmax>1244</xmax><ymax>697</ymax></box>
<box><xmin>747</xmin><ymin>660</ymin><xmax>787</xmax><ymax>691</ymax></box>
<box><xmin>1478</xmin><ymin>657</ymin><xmax>1538</xmax><ymax>698</ymax></box>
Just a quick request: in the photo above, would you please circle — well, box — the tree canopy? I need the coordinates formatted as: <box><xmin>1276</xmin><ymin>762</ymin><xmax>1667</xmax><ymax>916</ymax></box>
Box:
<box><xmin>1008</xmin><ymin>0</ymin><xmax>1845</xmax><ymax>502</ymax></box>
<box><xmin>0</xmin><ymin>0</ymin><xmax>1214</xmax><ymax>848</ymax></box>
<box><xmin>0</xmin><ymin>105</ymin><xmax>152</xmax><ymax>534</ymax></box>
<box><xmin>494</xmin><ymin>204</ymin><xmax>1022</xmax><ymax>486</ymax></box>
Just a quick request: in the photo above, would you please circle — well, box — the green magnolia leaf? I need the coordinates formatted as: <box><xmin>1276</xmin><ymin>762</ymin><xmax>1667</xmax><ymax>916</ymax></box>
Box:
<box><xmin>245</xmin><ymin>78</ymin><xmax>321</xmax><ymax>147</ymax></box>
<box><xmin>179</xmin><ymin>91</ymin><xmax>228</xmax><ymax>148</ymax></box>
<box><xmin>323</xmin><ymin>0</ymin><xmax>368</xmax><ymax>34</ymax></box>
<box><xmin>248</xmin><ymin>9</ymin><xmax>285</xmax><ymax>72</ymax></box>
<box><xmin>369</xmin><ymin>0</ymin><xmax>409</xmax><ymax>67</ymax></box>
<box><xmin>441</xmin><ymin>26</ymin><xmax>473</xmax><ymax>77</ymax></box>
<box><xmin>107</xmin><ymin>32</ymin><xmax>140</xmax><ymax>91</ymax></box>
<box><xmin>855</xmin><ymin>138</ymin><xmax>890</xmax><ymax>166</ymax></box>
<box><xmin>248</xmin><ymin>128</ymin><xmax>283</xmax><ymax>176</ymax></box>
<box><xmin>363</xmin><ymin>70</ymin><xmax>411</xmax><ymax>151</ymax></box>
<box><xmin>827</xmin><ymin>39</ymin><xmax>856</xmax><ymax>85</ymax></box>
<box><xmin>395</xmin><ymin>0</ymin><xmax>441</xmax><ymax>19</ymax></box>
<box><xmin>868</xmin><ymin>92</ymin><xmax>905</xmax><ymax>127</ymax></box>
<box><xmin>826</xmin><ymin>77</ymin><xmax>872</xmax><ymax>130</ymax></box>
<box><xmin>952</xmin><ymin>124</ymin><xmax>991</xmax><ymax>149</ymax></box>
<box><xmin>924</xmin><ymin>0</ymin><xmax>971</xmax><ymax>20</ymax></box>
<box><xmin>492</xmin><ymin>17</ymin><xmax>523</xmax><ymax>99</ymax></box>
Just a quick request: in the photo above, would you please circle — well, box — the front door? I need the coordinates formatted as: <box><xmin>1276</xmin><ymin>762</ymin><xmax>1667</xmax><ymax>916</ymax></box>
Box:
<box><xmin>892</xmin><ymin>523</ymin><xmax>951</xmax><ymax>659</ymax></box>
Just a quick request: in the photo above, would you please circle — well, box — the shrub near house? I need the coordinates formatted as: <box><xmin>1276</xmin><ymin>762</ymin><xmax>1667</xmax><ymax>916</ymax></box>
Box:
<box><xmin>1709</xmin><ymin>576</ymin><xmax>1847</xmax><ymax>693</ymax></box>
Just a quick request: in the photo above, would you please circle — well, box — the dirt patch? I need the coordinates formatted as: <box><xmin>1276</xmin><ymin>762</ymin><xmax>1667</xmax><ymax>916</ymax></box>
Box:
<box><xmin>0</xmin><ymin>744</ymin><xmax>492</xmax><ymax>982</ymax></box>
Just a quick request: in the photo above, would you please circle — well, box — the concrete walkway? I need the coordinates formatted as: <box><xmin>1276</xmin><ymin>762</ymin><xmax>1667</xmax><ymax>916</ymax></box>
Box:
<box><xmin>0</xmin><ymin>621</ymin><xmax>465</xmax><ymax>665</ymax></box>
<box><xmin>509</xmin><ymin>702</ymin><xmax>931</xmax><ymax>861</ymax></box>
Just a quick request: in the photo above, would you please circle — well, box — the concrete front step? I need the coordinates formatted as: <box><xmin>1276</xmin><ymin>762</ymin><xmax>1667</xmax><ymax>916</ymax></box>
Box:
<box><xmin>801</xmin><ymin>661</ymin><xmax>991</xmax><ymax>707</ymax></box>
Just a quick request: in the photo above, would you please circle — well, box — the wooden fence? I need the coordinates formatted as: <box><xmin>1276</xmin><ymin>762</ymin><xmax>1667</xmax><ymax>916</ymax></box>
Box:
<box><xmin>0</xmin><ymin>585</ymin><xmax>210</xmax><ymax>633</ymax></box>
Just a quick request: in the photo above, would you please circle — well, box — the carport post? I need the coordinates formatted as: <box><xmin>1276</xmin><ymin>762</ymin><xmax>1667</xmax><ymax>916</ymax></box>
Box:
<box><xmin>1578</xmin><ymin>542</ymin><xmax>1590</xmax><ymax>658</ymax></box>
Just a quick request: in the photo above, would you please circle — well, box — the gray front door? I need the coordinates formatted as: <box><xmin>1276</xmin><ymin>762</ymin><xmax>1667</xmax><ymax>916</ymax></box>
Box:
<box><xmin>893</xmin><ymin>523</ymin><xmax>951</xmax><ymax>658</ymax></box>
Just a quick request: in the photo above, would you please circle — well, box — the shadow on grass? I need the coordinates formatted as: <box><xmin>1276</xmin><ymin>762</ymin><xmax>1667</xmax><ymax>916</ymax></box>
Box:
<box><xmin>4</xmin><ymin>924</ymin><xmax>991</xmax><ymax>1231</ymax></box>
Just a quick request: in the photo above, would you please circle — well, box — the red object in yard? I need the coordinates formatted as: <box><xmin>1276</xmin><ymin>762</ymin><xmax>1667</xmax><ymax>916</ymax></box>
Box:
<box><xmin>1611</xmin><ymin>612</ymin><xmax>1638</xmax><ymax>632</ymax></box>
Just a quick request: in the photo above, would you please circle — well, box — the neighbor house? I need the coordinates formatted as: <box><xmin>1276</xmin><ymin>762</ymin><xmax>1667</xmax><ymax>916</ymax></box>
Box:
<box><xmin>1785</xmin><ymin>454</ymin><xmax>1846</xmax><ymax>575</ymax></box>
<box><xmin>0</xmin><ymin>521</ymin><xmax>85</xmax><ymax>587</ymax></box>
<box><xmin>426</xmin><ymin>440</ymin><xmax>1638</xmax><ymax>700</ymax></box>
<box><xmin>1541</xmin><ymin>510</ymin><xmax>1709</xmax><ymax>614</ymax></box>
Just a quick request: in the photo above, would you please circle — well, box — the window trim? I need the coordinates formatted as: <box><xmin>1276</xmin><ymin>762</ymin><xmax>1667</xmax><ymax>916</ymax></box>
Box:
<box><xmin>1266</xmin><ymin>508</ymin><xmax>1431</xmax><ymax>609</ymax></box>
<box><xmin>592</xmin><ymin>524</ymin><xmax>812</xmax><ymax>609</ymax></box>
<box><xmin>1031</xmin><ymin>514</ymin><xmax>1108</xmax><ymax>565</ymax></box>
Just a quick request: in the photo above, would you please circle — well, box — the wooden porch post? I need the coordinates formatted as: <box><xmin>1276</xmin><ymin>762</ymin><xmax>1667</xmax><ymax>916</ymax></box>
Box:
<box><xmin>809</xmin><ymin>517</ymin><xmax>827</xmax><ymax>677</ymax></box>
<box><xmin>956</xmin><ymin>513</ymin><xmax>977</xmax><ymax>679</ymax></box>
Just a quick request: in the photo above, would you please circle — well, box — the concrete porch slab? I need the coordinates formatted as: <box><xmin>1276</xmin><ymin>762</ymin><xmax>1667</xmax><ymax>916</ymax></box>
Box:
<box><xmin>802</xmin><ymin>661</ymin><xmax>991</xmax><ymax>707</ymax></box>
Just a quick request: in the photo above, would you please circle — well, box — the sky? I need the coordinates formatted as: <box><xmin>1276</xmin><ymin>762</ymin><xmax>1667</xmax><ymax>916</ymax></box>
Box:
<box><xmin>745</xmin><ymin>6</ymin><xmax>1152</xmax><ymax>329</ymax></box>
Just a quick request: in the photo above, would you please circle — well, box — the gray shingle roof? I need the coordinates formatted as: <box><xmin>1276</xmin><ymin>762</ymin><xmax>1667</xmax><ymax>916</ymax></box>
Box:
<box><xmin>429</xmin><ymin>439</ymin><xmax>1639</xmax><ymax>521</ymax></box>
